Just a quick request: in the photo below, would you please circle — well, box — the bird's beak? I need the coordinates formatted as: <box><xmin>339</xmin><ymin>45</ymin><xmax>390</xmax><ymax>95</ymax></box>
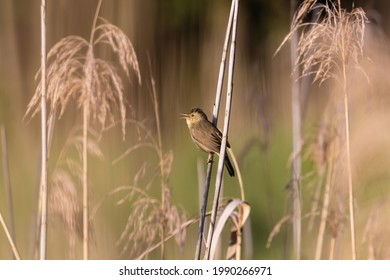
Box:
<box><xmin>180</xmin><ymin>113</ymin><xmax>188</xmax><ymax>120</ymax></box>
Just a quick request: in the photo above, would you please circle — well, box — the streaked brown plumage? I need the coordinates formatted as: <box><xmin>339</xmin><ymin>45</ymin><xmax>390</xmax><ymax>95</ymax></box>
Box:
<box><xmin>181</xmin><ymin>107</ymin><xmax>235</xmax><ymax>177</ymax></box>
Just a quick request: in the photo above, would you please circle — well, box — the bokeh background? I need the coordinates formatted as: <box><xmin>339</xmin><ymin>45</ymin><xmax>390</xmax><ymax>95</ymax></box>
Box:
<box><xmin>1</xmin><ymin>0</ymin><xmax>390</xmax><ymax>260</ymax></box>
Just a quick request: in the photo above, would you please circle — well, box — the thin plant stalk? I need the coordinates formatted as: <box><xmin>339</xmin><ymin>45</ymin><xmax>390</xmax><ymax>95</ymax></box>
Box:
<box><xmin>150</xmin><ymin>67</ymin><xmax>167</xmax><ymax>259</ymax></box>
<box><xmin>136</xmin><ymin>218</ymin><xmax>200</xmax><ymax>260</ymax></box>
<box><xmin>39</xmin><ymin>0</ymin><xmax>48</xmax><ymax>260</ymax></box>
<box><xmin>82</xmin><ymin>0</ymin><xmax>102</xmax><ymax>260</ymax></box>
<box><xmin>0</xmin><ymin>211</ymin><xmax>21</xmax><ymax>260</ymax></box>
<box><xmin>290</xmin><ymin>0</ymin><xmax>302</xmax><ymax>260</ymax></box>
<box><xmin>195</xmin><ymin>0</ymin><xmax>235</xmax><ymax>260</ymax></box>
<box><xmin>278</xmin><ymin>0</ymin><xmax>364</xmax><ymax>260</ymax></box>
<box><xmin>315</xmin><ymin>142</ymin><xmax>334</xmax><ymax>259</ymax></box>
<box><xmin>1</xmin><ymin>126</ymin><xmax>15</xmax><ymax>244</ymax></box>
<box><xmin>195</xmin><ymin>162</ymin><xmax>213</xmax><ymax>259</ymax></box>
<box><xmin>82</xmin><ymin>102</ymin><xmax>89</xmax><ymax>260</ymax></box>
<box><xmin>336</xmin><ymin>0</ymin><xmax>356</xmax><ymax>260</ymax></box>
<box><xmin>344</xmin><ymin>87</ymin><xmax>356</xmax><ymax>259</ymax></box>
<box><xmin>26</xmin><ymin>0</ymin><xmax>140</xmax><ymax>260</ymax></box>
<box><xmin>30</xmin><ymin>160</ymin><xmax>42</xmax><ymax>259</ymax></box>
<box><xmin>197</xmin><ymin>158</ymin><xmax>206</xmax><ymax>208</ymax></box>
<box><xmin>329</xmin><ymin>236</ymin><xmax>336</xmax><ymax>259</ymax></box>
<box><xmin>308</xmin><ymin>166</ymin><xmax>325</xmax><ymax>231</ymax></box>
<box><xmin>205</xmin><ymin>0</ymin><xmax>239</xmax><ymax>260</ymax></box>
<box><xmin>228</xmin><ymin>149</ymin><xmax>244</xmax><ymax>200</ymax></box>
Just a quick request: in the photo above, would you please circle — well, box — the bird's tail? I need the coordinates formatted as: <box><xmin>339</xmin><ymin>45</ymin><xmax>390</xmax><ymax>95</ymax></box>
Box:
<box><xmin>224</xmin><ymin>153</ymin><xmax>235</xmax><ymax>177</ymax></box>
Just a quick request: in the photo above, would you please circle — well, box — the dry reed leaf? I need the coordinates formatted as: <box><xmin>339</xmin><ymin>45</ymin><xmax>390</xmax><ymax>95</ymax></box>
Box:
<box><xmin>226</xmin><ymin>201</ymin><xmax>251</xmax><ymax>260</ymax></box>
<box><xmin>208</xmin><ymin>199</ymin><xmax>250</xmax><ymax>260</ymax></box>
<box><xmin>266</xmin><ymin>215</ymin><xmax>290</xmax><ymax>248</ymax></box>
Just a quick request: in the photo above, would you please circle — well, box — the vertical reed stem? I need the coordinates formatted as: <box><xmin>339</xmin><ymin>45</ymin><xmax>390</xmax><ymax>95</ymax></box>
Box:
<box><xmin>205</xmin><ymin>0</ymin><xmax>239</xmax><ymax>260</ymax></box>
<box><xmin>290</xmin><ymin>0</ymin><xmax>301</xmax><ymax>260</ymax></box>
<box><xmin>337</xmin><ymin>0</ymin><xmax>357</xmax><ymax>260</ymax></box>
<box><xmin>82</xmin><ymin>103</ymin><xmax>89</xmax><ymax>260</ymax></box>
<box><xmin>195</xmin><ymin>0</ymin><xmax>235</xmax><ymax>260</ymax></box>
<box><xmin>1</xmin><ymin>126</ymin><xmax>15</xmax><ymax>245</ymax></box>
<box><xmin>39</xmin><ymin>0</ymin><xmax>48</xmax><ymax>260</ymax></box>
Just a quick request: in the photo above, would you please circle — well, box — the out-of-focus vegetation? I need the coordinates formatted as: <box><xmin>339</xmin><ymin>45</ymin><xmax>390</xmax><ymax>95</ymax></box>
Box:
<box><xmin>1</xmin><ymin>0</ymin><xmax>390</xmax><ymax>260</ymax></box>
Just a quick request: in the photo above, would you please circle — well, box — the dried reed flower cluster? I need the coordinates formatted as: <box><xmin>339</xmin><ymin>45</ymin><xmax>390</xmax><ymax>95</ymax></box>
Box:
<box><xmin>278</xmin><ymin>0</ymin><xmax>367</xmax><ymax>85</ymax></box>
<box><xmin>49</xmin><ymin>170</ymin><xmax>81</xmax><ymax>252</ymax></box>
<box><xmin>48</xmin><ymin>127</ymin><xmax>103</xmax><ymax>252</ymax></box>
<box><xmin>274</xmin><ymin>0</ymin><xmax>368</xmax><ymax>259</ymax></box>
<box><xmin>116</xmin><ymin>187</ymin><xmax>186</xmax><ymax>258</ymax></box>
<box><xmin>111</xmin><ymin>119</ymin><xmax>186</xmax><ymax>259</ymax></box>
<box><xmin>25</xmin><ymin>18</ymin><xmax>141</xmax><ymax>139</ymax></box>
<box><xmin>26</xmin><ymin>0</ymin><xmax>142</xmax><ymax>259</ymax></box>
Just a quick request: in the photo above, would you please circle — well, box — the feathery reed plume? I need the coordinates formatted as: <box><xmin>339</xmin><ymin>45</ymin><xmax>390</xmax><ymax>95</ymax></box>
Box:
<box><xmin>112</xmin><ymin>120</ymin><xmax>186</xmax><ymax>258</ymax></box>
<box><xmin>277</xmin><ymin>0</ymin><xmax>366</xmax><ymax>259</ymax></box>
<box><xmin>277</xmin><ymin>0</ymin><xmax>366</xmax><ymax>85</ymax></box>
<box><xmin>25</xmin><ymin>0</ymin><xmax>141</xmax><ymax>259</ymax></box>
<box><xmin>25</xmin><ymin>19</ymin><xmax>141</xmax><ymax>139</ymax></box>
<box><xmin>49</xmin><ymin>170</ymin><xmax>81</xmax><ymax>257</ymax></box>
<box><xmin>47</xmin><ymin>126</ymin><xmax>102</xmax><ymax>258</ymax></box>
<box><xmin>110</xmin><ymin>70</ymin><xmax>186</xmax><ymax>259</ymax></box>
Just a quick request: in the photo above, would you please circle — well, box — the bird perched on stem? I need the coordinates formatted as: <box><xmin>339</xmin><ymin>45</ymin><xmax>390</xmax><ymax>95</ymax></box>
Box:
<box><xmin>181</xmin><ymin>107</ymin><xmax>235</xmax><ymax>177</ymax></box>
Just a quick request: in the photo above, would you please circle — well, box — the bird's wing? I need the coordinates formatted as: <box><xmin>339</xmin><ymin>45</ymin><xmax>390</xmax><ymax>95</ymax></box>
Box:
<box><xmin>190</xmin><ymin>121</ymin><xmax>220</xmax><ymax>153</ymax></box>
<box><xmin>211</xmin><ymin>125</ymin><xmax>231</xmax><ymax>148</ymax></box>
<box><xmin>191</xmin><ymin>121</ymin><xmax>230</xmax><ymax>153</ymax></box>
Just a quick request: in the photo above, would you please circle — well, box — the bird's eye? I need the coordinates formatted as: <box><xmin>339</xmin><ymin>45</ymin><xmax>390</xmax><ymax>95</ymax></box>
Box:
<box><xmin>191</xmin><ymin>114</ymin><xmax>194</xmax><ymax>117</ymax></box>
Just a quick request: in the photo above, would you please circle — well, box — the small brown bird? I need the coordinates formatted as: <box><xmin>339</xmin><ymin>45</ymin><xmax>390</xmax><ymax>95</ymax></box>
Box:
<box><xmin>181</xmin><ymin>107</ymin><xmax>235</xmax><ymax>177</ymax></box>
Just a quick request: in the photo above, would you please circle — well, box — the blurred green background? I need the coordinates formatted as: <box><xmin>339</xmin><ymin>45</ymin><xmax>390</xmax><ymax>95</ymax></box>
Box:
<box><xmin>1</xmin><ymin>0</ymin><xmax>390</xmax><ymax>260</ymax></box>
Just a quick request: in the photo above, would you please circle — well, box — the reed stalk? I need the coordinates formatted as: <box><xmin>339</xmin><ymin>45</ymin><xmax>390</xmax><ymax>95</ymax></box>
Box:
<box><xmin>204</xmin><ymin>0</ymin><xmax>239</xmax><ymax>260</ymax></box>
<box><xmin>39</xmin><ymin>0</ymin><xmax>48</xmax><ymax>260</ymax></box>
<box><xmin>195</xmin><ymin>0</ymin><xmax>236</xmax><ymax>260</ymax></box>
